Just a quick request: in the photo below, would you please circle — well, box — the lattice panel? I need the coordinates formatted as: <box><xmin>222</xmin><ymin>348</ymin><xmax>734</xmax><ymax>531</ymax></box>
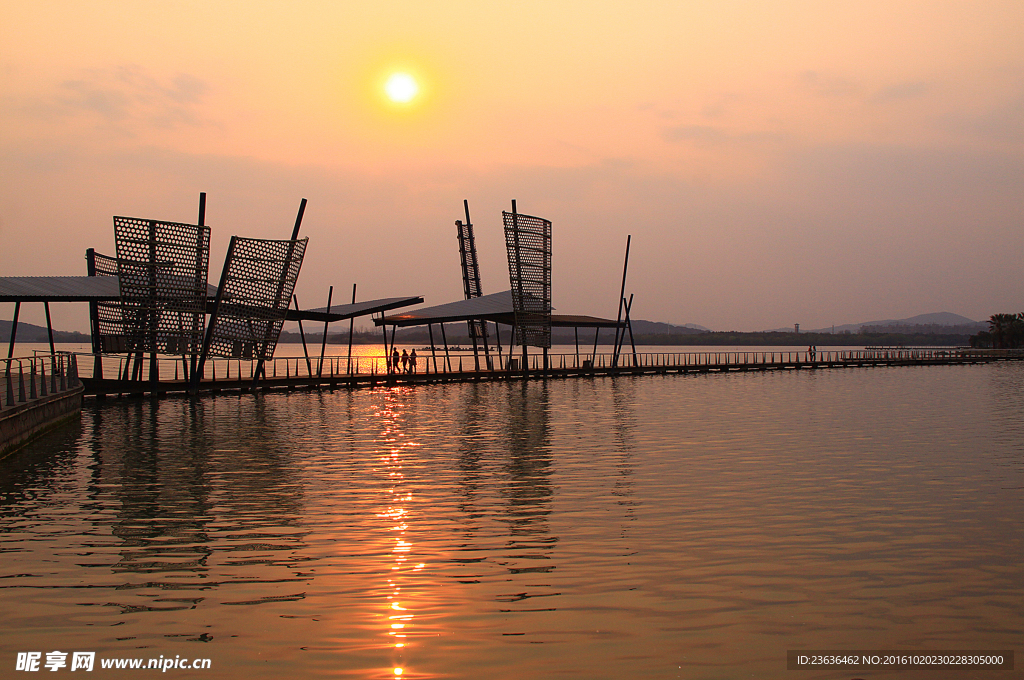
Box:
<box><xmin>467</xmin><ymin>319</ymin><xmax>489</xmax><ymax>341</ymax></box>
<box><xmin>456</xmin><ymin>218</ymin><xmax>489</xmax><ymax>345</ymax></box>
<box><xmin>457</xmin><ymin>220</ymin><xmax>484</xmax><ymax>299</ymax></box>
<box><xmin>503</xmin><ymin>210</ymin><xmax>552</xmax><ymax>349</ymax></box>
<box><xmin>90</xmin><ymin>251</ymin><xmax>129</xmax><ymax>353</ymax></box>
<box><xmin>113</xmin><ymin>217</ymin><xmax>211</xmax><ymax>355</ymax></box>
<box><xmin>205</xmin><ymin>236</ymin><xmax>308</xmax><ymax>360</ymax></box>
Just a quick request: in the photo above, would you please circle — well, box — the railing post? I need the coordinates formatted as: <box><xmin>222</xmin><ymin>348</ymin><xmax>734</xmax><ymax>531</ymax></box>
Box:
<box><xmin>29</xmin><ymin>362</ymin><xmax>37</xmax><ymax>400</ymax></box>
<box><xmin>18</xmin><ymin>362</ymin><xmax>27</xmax><ymax>402</ymax></box>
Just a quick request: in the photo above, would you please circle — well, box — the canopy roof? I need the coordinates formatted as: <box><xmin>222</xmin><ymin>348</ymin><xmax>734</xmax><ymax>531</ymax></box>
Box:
<box><xmin>289</xmin><ymin>296</ymin><xmax>424</xmax><ymax>322</ymax></box>
<box><xmin>0</xmin><ymin>277</ymin><xmax>421</xmax><ymax>325</ymax></box>
<box><xmin>0</xmin><ymin>276</ymin><xmax>220</xmax><ymax>302</ymax></box>
<box><xmin>377</xmin><ymin>290</ymin><xmax>621</xmax><ymax>329</ymax></box>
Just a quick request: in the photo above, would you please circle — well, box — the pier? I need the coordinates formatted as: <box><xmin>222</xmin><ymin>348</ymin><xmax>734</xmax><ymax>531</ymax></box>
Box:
<box><xmin>74</xmin><ymin>347</ymin><xmax>1022</xmax><ymax>398</ymax></box>
<box><xmin>4</xmin><ymin>193</ymin><xmax>1018</xmax><ymax>406</ymax></box>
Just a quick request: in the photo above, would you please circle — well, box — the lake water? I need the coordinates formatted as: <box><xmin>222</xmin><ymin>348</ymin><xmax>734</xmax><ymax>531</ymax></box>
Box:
<box><xmin>1</xmin><ymin>359</ymin><xmax>1021</xmax><ymax>679</ymax></box>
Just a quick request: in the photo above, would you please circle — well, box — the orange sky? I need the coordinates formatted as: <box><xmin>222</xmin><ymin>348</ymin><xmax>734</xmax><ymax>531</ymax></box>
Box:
<box><xmin>2</xmin><ymin>1</ymin><xmax>1022</xmax><ymax>332</ymax></box>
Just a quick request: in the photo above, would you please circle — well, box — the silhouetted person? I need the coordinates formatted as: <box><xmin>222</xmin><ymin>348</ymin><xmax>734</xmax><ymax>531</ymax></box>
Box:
<box><xmin>401</xmin><ymin>349</ymin><xmax>409</xmax><ymax>373</ymax></box>
<box><xmin>409</xmin><ymin>349</ymin><xmax>417</xmax><ymax>373</ymax></box>
<box><xmin>392</xmin><ymin>348</ymin><xmax>400</xmax><ymax>374</ymax></box>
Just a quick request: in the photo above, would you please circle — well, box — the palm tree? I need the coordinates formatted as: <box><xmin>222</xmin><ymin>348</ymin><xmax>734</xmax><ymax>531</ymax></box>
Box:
<box><xmin>988</xmin><ymin>313</ymin><xmax>1017</xmax><ymax>349</ymax></box>
<box><xmin>1008</xmin><ymin>312</ymin><xmax>1024</xmax><ymax>349</ymax></box>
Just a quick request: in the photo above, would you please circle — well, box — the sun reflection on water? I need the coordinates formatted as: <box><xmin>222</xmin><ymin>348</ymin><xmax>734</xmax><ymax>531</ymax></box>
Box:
<box><xmin>372</xmin><ymin>390</ymin><xmax>425</xmax><ymax>678</ymax></box>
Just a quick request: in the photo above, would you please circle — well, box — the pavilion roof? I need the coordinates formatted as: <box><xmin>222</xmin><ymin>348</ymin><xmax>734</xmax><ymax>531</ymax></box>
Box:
<box><xmin>290</xmin><ymin>295</ymin><xmax>424</xmax><ymax>322</ymax></box>
<box><xmin>377</xmin><ymin>290</ymin><xmax>621</xmax><ymax>329</ymax></box>
<box><xmin>0</xmin><ymin>276</ymin><xmax>220</xmax><ymax>302</ymax></box>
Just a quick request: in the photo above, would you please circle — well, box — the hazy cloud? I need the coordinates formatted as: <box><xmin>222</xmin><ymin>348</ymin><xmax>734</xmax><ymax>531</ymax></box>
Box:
<box><xmin>661</xmin><ymin>124</ymin><xmax>727</xmax><ymax>144</ymax></box>
<box><xmin>660</xmin><ymin>124</ymin><xmax>785</xmax><ymax>148</ymax></box>
<box><xmin>871</xmin><ymin>81</ymin><xmax>931</xmax><ymax>103</ymax></box>
<box><xmin>799</xmin><ymin>70</ymin><xmax>861</xmax><ymax>98</ymax></box>
<box><xmin>7</xmin><ymin>66</ymin><xmax>211</xmax><ymax>131</ymax></box>
<box><xmin>958</xmin><ymin>86</ymin><xmax>1024</xmax><ymax>144</ymax></box>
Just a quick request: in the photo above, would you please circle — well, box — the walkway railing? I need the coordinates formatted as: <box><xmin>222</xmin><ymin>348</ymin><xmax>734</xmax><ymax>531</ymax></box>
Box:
<box><xmin>2</xmin><ymin>352</ymin><xmax>81</xmax><ymax>411</ymax></box>
<box><xmin>68</xmin><ymin>347</ymin><xmax>1018</xmax><ymax>391</ymax></box>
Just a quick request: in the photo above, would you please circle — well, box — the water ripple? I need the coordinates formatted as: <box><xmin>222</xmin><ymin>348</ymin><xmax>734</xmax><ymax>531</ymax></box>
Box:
<box><xmin>0</xmin><ymin>364</ymin><xmax>1021</xmax><ymax>678</ymax></box>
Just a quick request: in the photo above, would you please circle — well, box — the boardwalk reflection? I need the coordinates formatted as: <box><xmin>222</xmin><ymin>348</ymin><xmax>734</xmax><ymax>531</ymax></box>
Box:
<box><xmin>84</xmin><ymin>398</ymin><xmax>312</xmax><ymax>610</ymax></box>
<box><xmin>500</xmin><ymin>382</ymin><xmax>554</xmax><ymax>548</ymax></box>
<box><xmin>609</xmin><ymin>378</ymin><xmax>638</xmax><ymax>528</ymax></box>
<box><xmin>453</xmin><ymin>383</ymin><xmax>489</xmax><ymax>535</ymax></box>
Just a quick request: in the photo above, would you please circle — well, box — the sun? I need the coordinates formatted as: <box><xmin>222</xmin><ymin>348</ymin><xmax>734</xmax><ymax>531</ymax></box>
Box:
<box><xmin>384</xmin><ymin>73</ymin><xmax>418</xmax><ymax>103</ymax></box>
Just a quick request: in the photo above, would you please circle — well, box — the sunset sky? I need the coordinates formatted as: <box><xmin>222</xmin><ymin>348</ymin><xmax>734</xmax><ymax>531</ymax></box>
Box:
<box><xmin>2</xmin><ymin>1</ymin><xmax>1021</xmax><ymax>333</ymax></box>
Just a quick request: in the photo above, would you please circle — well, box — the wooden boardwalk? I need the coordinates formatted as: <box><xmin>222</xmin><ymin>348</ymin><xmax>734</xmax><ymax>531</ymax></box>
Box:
<box><xmin>76</xmin><ymin>348</ymin><xmax>1024</xmax><ymax>398</ymax></box>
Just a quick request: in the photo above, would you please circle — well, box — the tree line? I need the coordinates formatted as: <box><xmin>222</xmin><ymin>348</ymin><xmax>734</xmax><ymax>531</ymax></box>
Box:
<box><xmin>969</xmin><ymin>313</ymin><xmax>1024</xmax><ymax>349</ymax></box>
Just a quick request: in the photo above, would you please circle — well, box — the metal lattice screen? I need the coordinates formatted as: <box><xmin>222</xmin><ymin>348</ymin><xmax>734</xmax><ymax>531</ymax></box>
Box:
<box><xmin>91</xmin><ymin>251</ymin><xmax>129</xmax><ymax>353</ymax></box>
<box><xmin>503</xmin><ymin>209</ymin><xmax>552</xmax><ymax>348</ymax></box>
<box><xmin>113</xmin><ymin>217</ymin><xmax>211</xmax><ymax>355</ymax></box>
<box><xmin>205</xmin><ymin>237</ymin><xmax>308</xmax><ymax>360</ymax></box>
<box><xmin>456</xmin><ymin>218</ymin><xmax>488</xmax><ymax>343</ymax></box>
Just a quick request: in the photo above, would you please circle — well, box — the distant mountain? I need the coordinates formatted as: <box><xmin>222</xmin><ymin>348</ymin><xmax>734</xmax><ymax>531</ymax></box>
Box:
<box><xmin>627</xmin><ymin>320</ymin><xmax>710</xmax><ymax>335</ymax></box>
<box><xmin>800</xmin><ymin>312</ymin><xmax>985</xmax><ymax>335</ymax></box>
<box><xmin>0</xmin><ymin>320</ymin><xmax>91</xmax><ymax>344</ymax></box>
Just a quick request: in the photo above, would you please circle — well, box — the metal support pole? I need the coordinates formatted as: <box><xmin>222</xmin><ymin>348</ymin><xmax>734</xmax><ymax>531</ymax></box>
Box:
<box><xmin>293</xmin><ymin>295</ymin><xmax>312</xmax><ymax>376</ymax></box>
<box><xmin>428</xmin><ymin>324</ymin><xmax>438</xmax><ymax>373</ymax></box>
<box><xmin>147</xmin><ymin>219</ymin><xmax>159</xmax><ymax>394</ymax></box>
<box><xmin>191</xmin><ymin>191</ymin><xmax>207</xmax><ymax>381</ymax></box>
<box><xmin>482</xmin><ymin>322</ymin><xmax>492</xmax><ymax>369</ymax></box>
<box><xmin>507</xmin><ymin>321</ymin><xmax>517</xmax><ymax>369</ymax></box>
<box><xmin>612</xmin><ymin>235</ymin><xmax>631</xmax><ymax>368</ymax></box>
<box><xmin>318</xmin><ymin>286</ymin><xmax>333</xmax><ymax>379</ymax></box>
<box><xmin>43</xmin><ymin>302</ymin><xmax>56</xmax><ymax>356</ymax></box>
<box><xmin>253</xmin><ymin>197</ymin><xmax>307</xmax><ymax>388</ymax></box>
<box><xmin>462</xmin><ymin>200</ymin><xmax>483</xmax><ymax>373</ymax></box>
<box><xmin>290</xmin><ymin>198</ymin><xmax>306</xmax><ymax>241</ymax></box>
<box><xmin>615</xmin><ymin>294</ymin><xmax>638</xmax><ymax>367</ymax></box>
<box><xmin>626</xmin><ymin>296</ymin><xmax>638</xmax><ymax>367</ymax></box>
<box><xmin>615</xmin><ymin>298</ymin><xmax>628</xmax><ymax>361</ymax></box>
<box><xmin>347</xmin><ymin>284</ymin><xmax>356</xmax><ymax>375</ymax></box>
<box><xmin>85</xmin><ymin>248</ymin><xmax>104</xmax><ymax>379</ymax></box>
<box><xmin>43</xmin><ymin>301</ymin><xmax>60</xmax><ymax>384</ymax></box>
<box><xmin>440</xmin><ymin>323</ymin><xmax>451</xmax><ymax>372</ymax></box>
<box><xmin>380</xmin><ymin>314</ymin><xmax>389</xmax><ymax>373</ymax></box>
<box><xmin>7</xmin><ymin>301</ymin><xmax>20</xmax><ymax>359</ymax></box>
<box><xmin>193</xmin><ymin>236</ymin><xmax>236</xmax><ymax>393</ymax></box>
<box><xmin>390</xmin><ymin>324</ymin><xmax>397</xmax><ymax>370</ymax></box>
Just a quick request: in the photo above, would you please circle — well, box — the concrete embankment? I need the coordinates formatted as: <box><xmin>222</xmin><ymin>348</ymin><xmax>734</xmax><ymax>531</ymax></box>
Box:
<box><xmin>1</xmin><ymin>354</ymin><xmax>83</xmax><ymax>459</ymax></box>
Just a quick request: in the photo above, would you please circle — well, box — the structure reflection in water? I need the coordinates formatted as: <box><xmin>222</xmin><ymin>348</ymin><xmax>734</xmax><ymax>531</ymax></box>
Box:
<box><xmin>0</xmin><ymin>365</ymin><xmax>1021</xmax><ymax>679</ymax></box>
